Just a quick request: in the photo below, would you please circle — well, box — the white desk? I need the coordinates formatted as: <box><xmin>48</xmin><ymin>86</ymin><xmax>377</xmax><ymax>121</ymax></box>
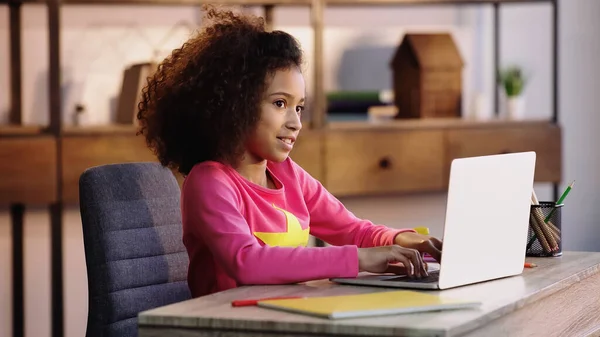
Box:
<box><xmin>139</xmin><ymin>251</ymin><xmax>600</xmax><ymax>336</ymax></box>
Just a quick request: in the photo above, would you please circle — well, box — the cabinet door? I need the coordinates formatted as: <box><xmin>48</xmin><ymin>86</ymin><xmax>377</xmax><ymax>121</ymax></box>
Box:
<box><xmin>0</xmin><ymin>137</ymin><xmax>57</xmax><ymax>204</ymax></box>
<box><xmin>445</xmin><ymin>123</ymin><xmax>561</xmax><ymax>183</ymax></box>
<box><xmin>289</xmin><ymin>130</ymin><xmax>323</xmax><ymax>183</ymax></box>
<box><xmin>62</xmin><ymin>135</ymin><xmax>157</xmax><ymax>203</ymax></box>
<box><xmin>324</xmin><ymin>129</ymin><xmax>445</xmax><ymax>196</ymax></box>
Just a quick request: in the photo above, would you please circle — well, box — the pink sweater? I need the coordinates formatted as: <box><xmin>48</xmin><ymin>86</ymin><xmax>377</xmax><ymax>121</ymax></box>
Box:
<box><xmin>181</xmin><ymin>157</ymin><xmax>412</xmax><ymax>298</ymax></box>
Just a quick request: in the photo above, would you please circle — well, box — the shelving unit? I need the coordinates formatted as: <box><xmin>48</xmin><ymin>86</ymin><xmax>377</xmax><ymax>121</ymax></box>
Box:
<box><xmin>2</xmin><ymin>0</ymin><xmax>560</xmax><ymax>337</ymax></box>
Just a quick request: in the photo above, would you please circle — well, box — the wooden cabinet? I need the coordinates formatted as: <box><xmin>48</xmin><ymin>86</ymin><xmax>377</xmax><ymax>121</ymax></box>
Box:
<box><xmin>324</xmin><ymin>129</ymin><xmax>445</xmax><ymax>196</ymax></box>
<box><xmin>0</xmin><ymin>120</ymin><xmax>563</xmax><ymax>204</ymax></box>
<box><xmin>0</xmin><ymin>136</ymin><xmax>57</xmax><ymax>204</ymax></box>
<box><xmin>445</xmin><ymin>123</ymin><xmax>561</xmax><ymax>183</ymax></box>
<box><xmin>319</xmin><ymin>120</ymin><xmax>562</xmax><ymax>197</ymax></box>
<box><xmin>289</xmin><ymin>130</ymin><xmax>323</xmax><ymax>182</ymax></box>
<box><xmin>61</xmin><ymin>134</ymin><xmax>157</xmax><ymax>203</ymax></box>
<box><xmin>59</xmin><ymin>129</ymin><xmax>324</xmax><ymax>204</ymax></box>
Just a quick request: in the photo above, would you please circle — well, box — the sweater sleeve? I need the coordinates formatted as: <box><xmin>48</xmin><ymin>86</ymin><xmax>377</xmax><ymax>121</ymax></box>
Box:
<box><xmin>291</xmin><ymin>161</ymin><xmax>415</xmax><ymax>248</ymax></box>
<box><xmin>182</xmin><ymin>166</ymin><xmax>359</xmax><ymax>285</ymax></box>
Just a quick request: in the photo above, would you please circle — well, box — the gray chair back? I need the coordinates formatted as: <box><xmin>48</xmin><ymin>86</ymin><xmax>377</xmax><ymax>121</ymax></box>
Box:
<box><xmin>79</xmin><ymin>162</ymin><xmax>191</xmax><ymax>337</ymax></box>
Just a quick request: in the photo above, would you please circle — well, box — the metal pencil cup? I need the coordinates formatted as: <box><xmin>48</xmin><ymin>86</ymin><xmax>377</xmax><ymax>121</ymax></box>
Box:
<box><xmin>526</xmin><ymin>202</ymin><xmax>562</xmax><ymax>257</ymax></box>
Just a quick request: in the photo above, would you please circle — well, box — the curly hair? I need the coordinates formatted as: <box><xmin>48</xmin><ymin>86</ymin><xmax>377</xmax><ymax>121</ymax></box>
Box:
<box><xmin>137</xmin><ymin>5</ymin><xmax>304</xmax><ymax>175</ymax></box>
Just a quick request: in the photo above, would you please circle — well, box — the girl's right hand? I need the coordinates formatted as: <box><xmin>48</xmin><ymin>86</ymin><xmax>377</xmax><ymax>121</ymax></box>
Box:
<box><xmin>357</xmin><ymin>245</ymin><xmax>428</xmax><ymax>278</ymax></box>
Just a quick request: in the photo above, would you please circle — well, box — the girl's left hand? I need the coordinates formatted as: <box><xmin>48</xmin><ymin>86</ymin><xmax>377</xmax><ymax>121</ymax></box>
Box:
<box><xmin>394</xmin><ymin>232</ymin><xmax>443</xmax><ymax>263</ymax></box>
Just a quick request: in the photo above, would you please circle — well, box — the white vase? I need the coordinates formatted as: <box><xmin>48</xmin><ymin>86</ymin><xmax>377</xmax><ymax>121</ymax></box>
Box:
<box><xmin>506</xmin><ymin>96</ymin><xmax>526</xmax><ymax>120</ymax></box>
<box><xmin>470</xmin><ymin>92</ymin><xmax>493</xmax><ymax>120</ymax></box>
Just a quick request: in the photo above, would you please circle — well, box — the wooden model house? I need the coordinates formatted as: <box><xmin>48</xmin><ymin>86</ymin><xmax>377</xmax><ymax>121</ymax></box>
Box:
<box><xmin>390</xmin><ymin>33</ymin><xmax>464</xmax><ymax>119</ymax></box>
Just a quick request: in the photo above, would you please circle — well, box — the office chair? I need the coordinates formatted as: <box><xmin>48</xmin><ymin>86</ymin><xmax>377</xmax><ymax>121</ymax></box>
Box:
<box><xmin>79</xmin><ymin>162</ymin><xmax>191</xmax><ymax>337</ymax></box>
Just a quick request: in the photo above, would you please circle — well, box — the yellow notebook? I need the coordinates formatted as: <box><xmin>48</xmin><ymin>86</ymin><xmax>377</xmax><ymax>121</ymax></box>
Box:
<box><xmin>257</xmin><ymin>290</ymin><xmax>480</xmax><ymax>319</ymax></box>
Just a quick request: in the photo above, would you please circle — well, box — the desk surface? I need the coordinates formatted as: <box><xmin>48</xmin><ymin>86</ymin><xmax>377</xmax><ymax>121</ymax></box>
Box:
<box><xmin>138</xmin><ymin>251</ymin><xmax>600</xmax><ymax>337</ymax></box>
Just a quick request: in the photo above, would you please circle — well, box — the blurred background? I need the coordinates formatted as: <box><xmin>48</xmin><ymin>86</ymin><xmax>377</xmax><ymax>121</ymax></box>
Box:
<box><xmin>1</xmin><ymin>0</ymin><xmax>599</xmax><ymax>336</ymax></box>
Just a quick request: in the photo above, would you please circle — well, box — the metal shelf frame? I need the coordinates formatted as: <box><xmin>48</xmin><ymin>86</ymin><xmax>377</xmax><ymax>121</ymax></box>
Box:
<box><xmin>3</xmin><ymin>0</ymin><xmax>559</xmax><ymax>336</ymax></box>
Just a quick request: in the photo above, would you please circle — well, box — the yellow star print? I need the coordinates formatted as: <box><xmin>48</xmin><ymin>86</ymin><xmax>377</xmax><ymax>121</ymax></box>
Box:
<box><xmin>253</xmin><ymin>204</ymin><xmax>309</xmax><ymax>247</ymax></box>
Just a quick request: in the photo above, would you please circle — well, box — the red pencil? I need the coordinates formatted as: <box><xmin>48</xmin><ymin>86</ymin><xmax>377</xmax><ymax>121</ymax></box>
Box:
<box><xmin>231</xmin><ymin>296</ymin><xmax>303</xmax><ymax>307</ymax></box>
<box><xmin>524</xmin><ymin>262</ymin><xmax>538</xmax><ymax>268</ymax></box>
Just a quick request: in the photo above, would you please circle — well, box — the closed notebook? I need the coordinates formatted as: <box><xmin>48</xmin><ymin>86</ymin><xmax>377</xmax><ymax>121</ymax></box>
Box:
<box><xmin>257</xmin><ymin>290</ymin><xmax>480</xmax><ymax>319</ymax></box>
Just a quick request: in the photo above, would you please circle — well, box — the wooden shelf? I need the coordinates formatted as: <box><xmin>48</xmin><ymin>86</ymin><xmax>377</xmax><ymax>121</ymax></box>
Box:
<box><xmin>0</xmin><ymin>120</ymin><xmax>563</xmax><ymax>203</ymax></box>
<box><xmin>0</xmin><ymin>124</ymin><xmax>141</xmax><ymax>137</ymax></box>
<box><xmin>0</xmin><ymin>125</ymin><xmax>47</xmax><ymax>137</ymax></box>
<box><xmin>326</xmin><ymin>117</ymin><xmax>554</xmax><ymax>131</ymax></box>
<box><xmin>62</xmin><ymin>124</ymin><xmax>139</xmax><ymax>136</ymax></box>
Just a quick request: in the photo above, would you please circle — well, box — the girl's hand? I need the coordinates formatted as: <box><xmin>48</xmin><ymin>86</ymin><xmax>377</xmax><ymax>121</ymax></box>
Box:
<box><xmin>357</xmin><ymin>245</ymin><xmax>428</xmax><ymax>278</ymax></box>
<box><xmin>394</xmin><ymin>232</ymin><xmax>443</xmax><ymax>263</ymax></box>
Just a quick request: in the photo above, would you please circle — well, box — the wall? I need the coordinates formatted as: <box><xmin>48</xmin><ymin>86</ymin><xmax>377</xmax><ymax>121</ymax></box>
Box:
<box><xmin>1</xmin><ymin>1</ymin><xmax>599</xmax><ymax>336</ymax></box>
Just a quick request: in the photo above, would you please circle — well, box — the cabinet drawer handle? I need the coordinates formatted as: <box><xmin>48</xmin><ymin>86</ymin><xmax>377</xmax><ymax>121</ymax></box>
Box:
<box><xmin>379</xmin><ymin>157</ymin><xmax>392</xmax><ymax>169</ymax></box>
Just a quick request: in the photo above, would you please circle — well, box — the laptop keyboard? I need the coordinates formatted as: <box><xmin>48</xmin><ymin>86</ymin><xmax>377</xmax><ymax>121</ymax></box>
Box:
<box><xmin>384</xmin><ymin>270</ymin><xmax>440</xmax><ymax>283</ymax></box>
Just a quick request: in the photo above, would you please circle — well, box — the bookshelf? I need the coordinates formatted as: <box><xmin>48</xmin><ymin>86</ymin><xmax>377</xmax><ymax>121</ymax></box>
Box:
<box><xmin>2</xmin><ymin>1</ymin><xmax>560</xmax><ymax>337</ymax></box>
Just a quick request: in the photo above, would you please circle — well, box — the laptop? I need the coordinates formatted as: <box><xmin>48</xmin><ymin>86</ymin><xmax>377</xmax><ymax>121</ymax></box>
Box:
<box><xmin>331</xmin><ymin>151</ymin><xmax>537</xmax><ymax>290</ymax></box>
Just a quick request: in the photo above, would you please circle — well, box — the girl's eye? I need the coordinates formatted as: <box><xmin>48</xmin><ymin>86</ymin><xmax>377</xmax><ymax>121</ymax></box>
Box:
<box><xmin>296</xmin><ymin>106</ymin><xmax>305</xmax><ymax>114</ymax></box>
<box><xmin>274</xmin><ymin>100</ymin><xmax>286</xmax><ymax>108</ymax></box>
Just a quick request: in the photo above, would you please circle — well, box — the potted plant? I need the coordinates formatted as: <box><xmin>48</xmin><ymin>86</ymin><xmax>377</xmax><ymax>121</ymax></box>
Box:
<box><xmin>498</xmin><ymin>66</ymin><xmax>527</xmax><ymax>120</ymax></box>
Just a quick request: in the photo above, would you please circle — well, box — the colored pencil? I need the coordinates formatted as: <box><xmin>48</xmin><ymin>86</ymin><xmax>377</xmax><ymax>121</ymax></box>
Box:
<box><xmin>544</xmin><ymin>181</ymin><xmax>575</xmax><ymax>222</ymax></box>
<box><xmin>528</xmin><ymin>190</ymin><xmax>559</xmax><ymax>253</ymax></box>
<box><xmin>232</xmin><ymin>296</ymin><xmax>303</xmax><ymax>307</ymax></box>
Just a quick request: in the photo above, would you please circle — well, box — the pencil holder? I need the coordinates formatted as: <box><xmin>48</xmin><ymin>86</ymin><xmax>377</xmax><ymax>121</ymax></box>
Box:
<box><xmin>526</xmin><ymin>202</ymin><xmax>563</xmax><ymax>257</ymax></box>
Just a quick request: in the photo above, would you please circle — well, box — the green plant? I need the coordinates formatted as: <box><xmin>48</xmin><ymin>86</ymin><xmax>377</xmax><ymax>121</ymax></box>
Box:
<box><xmin>498</xmin><ymin>66</ymin><xmax>526</xmax><ymax>97</ymax></box>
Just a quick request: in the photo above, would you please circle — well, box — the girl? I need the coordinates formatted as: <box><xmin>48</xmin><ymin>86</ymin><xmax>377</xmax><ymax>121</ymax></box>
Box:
<box><xmin>137</xmin><ymin>5</ymin><xmax>443</xmax><ymax>298</ymax></box>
